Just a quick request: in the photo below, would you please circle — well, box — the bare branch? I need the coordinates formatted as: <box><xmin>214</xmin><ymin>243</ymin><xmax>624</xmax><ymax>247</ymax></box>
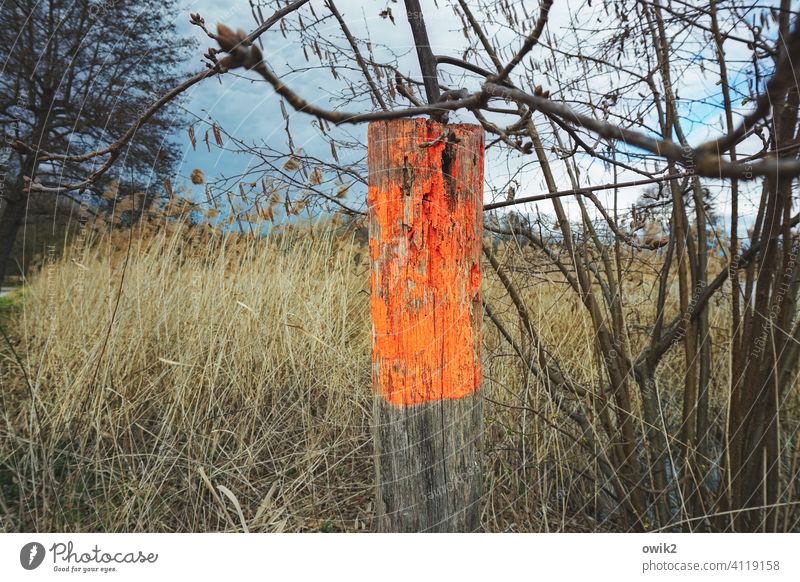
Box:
<box><xmin>325</xmin><ymin>0</ymin><xmax>387</xmax><ymax>110</ymax></box>
<box><xmin>483</xmin><ymin>173</ymin><xmax>686</xmax><ymax>211</ymax></box>
<box><xmin>484</xmin><ymin>83</ymin><xmax>800</xmax><ymax>179</ymax></box>
<box><xmin>243</xmin><ymin>0</ymin><xmax>311</xmax><ymax>45</ymax></box>
<box><xmin>402</xmin><ymin>0</ymin><xmax>440</xmax><ymax>106</ymax></box>
<box><xmin>493</xmin><ymin>0</ymin><xmax>554</xmax><ymax>85</ymax></box>
<box><xmin>20</xmin><ymin>69</ymin><xmax>217</xmax><ymax>193</ymax></box>
<box><xmin>705</xmin><ymin>16</ymin><xmax>800</xmax><ymax>154</ymax></box>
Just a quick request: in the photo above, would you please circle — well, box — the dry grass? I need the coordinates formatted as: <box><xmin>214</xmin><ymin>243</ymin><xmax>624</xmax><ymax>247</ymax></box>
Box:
<box><xmin>0</xmin><ymin>220</ymin><xmax>797</xmax><ymax>532</ymax></box>
<box><xmin>1</xmin><ymin>222</ymin><xmax>373</xmax><ymax>532</ymax></box>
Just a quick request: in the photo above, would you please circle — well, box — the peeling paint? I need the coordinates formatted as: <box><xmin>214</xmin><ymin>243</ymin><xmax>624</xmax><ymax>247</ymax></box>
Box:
<box><xmin>368</xmin><ymin>118</ymin><xmax>484</xmax><ymax>406</ymax></box>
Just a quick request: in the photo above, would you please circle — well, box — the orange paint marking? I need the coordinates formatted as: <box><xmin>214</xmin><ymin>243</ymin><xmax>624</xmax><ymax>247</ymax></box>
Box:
<box><xmin>368</xmin><ymin>118</ymin><xmax>484</xmax><ymax>406</ymax></box>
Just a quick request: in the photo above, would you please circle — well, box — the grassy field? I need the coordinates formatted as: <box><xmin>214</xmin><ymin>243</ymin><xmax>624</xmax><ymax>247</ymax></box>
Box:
<box><xmin>0</xmin><ymin>219</ymin><xmax>796</xmax><ymax>532</ymax></box>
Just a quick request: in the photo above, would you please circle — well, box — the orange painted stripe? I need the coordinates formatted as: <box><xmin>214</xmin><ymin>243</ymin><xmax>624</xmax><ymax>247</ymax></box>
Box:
<box><xmin>368</xmin><ymin>118</ymin><xmax>484</xmax><ymax>406</ymax></box>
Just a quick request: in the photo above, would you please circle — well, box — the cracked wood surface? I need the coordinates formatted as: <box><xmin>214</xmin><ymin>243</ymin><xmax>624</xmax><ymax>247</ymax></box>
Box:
<box><xmin>368</xmin><ymin>118</ymin><xmax>484</xmax><ymax>531</ymax></box>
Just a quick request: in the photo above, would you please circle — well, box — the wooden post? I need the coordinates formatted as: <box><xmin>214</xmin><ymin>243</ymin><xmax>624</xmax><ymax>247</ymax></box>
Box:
<box><xmin>368</xmin><ymin>118</ymin><xmax>484</xmax><ymax>532</ymax></box>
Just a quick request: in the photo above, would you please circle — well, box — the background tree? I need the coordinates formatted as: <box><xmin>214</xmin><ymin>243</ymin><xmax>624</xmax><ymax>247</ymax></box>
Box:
<box><xmin>0</xmin><ymin>0</ymin><xmax>194</xmax><ymax>282</ymax></box>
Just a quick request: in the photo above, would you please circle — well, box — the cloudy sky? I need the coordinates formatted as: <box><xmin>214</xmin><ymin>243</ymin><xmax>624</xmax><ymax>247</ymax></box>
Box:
<box><xmin>152</xmin><ymin>0</ymin><xmax>775</xmax><ymax>229</ymax></box>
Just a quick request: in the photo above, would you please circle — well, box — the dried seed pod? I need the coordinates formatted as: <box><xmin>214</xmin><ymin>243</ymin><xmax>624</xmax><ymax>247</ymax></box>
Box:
<box><xmin>216</xmin><ymin>55</ymin><xmax>238</xmax><ymax>70</ymax></box>
<box><xmin>248</xmin><ymin>44</ymin><xmax>263</xmax><ymax>68</ymax></box>
<box><xmin>216</xmin><ymin>23</ymin><xmax>238</xmax><ymax>53</ymax></box>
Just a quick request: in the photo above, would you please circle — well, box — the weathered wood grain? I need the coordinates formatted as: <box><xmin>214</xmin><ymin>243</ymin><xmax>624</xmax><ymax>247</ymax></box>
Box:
<box><xmin>368</xmin><ymin>118</ymin><xmax>484</xmax><ymax>532</ymax></box>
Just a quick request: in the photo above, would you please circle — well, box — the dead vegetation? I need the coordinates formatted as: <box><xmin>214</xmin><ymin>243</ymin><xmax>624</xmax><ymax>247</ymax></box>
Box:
<box><xmin>2</xmin><ymin>219</ymin><xmax>796</xmax><ymax>532</ymax></box>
